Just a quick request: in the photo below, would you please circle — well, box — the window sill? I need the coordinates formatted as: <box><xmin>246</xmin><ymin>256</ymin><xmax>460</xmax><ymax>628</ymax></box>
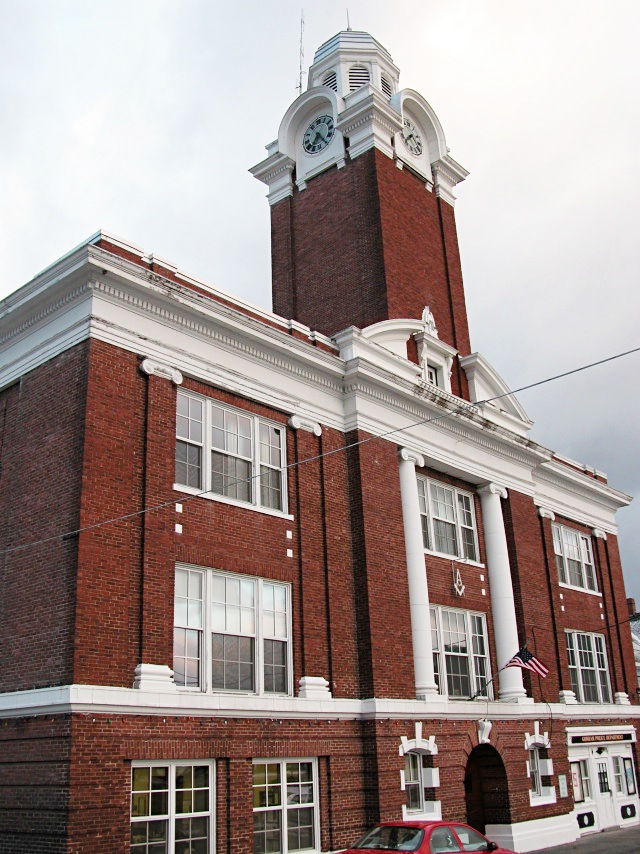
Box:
<box><xmin>402</xmin><ymin>802</ymin><xmax>442</xmax><ymax>821</ymax></box>
<box><xmin>529</xmin><ymin>786</ymin><xmax>556</xmax><ymax>807</ymax></box>
<box><xmin>424</xmin><ymin>549</ymin><xmax>485</xmax><ymax>568</ymax></box>
<box><xmin>558</xmin><ymin>582</ymin><xmax>601</xmax><ymax>596</ymax></box>
<box><xmin>174</xmin><ymin>686</ymin><xmax>293</xmax><ymax>698</ymax></box>
<box><xmin>173</xmin><ymin>484</ymin><xmax>294</xmax><ymax>520</ymax></box>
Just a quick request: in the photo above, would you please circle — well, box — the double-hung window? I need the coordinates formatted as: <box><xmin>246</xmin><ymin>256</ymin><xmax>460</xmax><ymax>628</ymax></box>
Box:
<box><xmin>403</xmin><ymin>752</ymin><xmax>439</xmax><ymax>815</ymax></box>
<box><xmin>430</xmin><ymin>606</ymin><xmax>491</xmax><ymax>699</ymax></box>
<box><xmin>173</xmin><ymin>566</ymin><xmax>291</xmax><ymax>695</ymax></box>
<box><xmin>404</xmin><ymin>752</ymin><xmax>423</xmax><ymax>812</ymax></box>
<box><xmin>552</xmin><ymin>524</ymin><xmax>597</xmax><ymax>592</ymax></box>
<box><xmin>528</xmin><ymin>749</ymin><xmax>542</xmax><ymax>796</ymax></box>
<box><xmin>565</xmin><ymin>631</ymin><xmax>612</xmax><ymax>703</ymax></box>
<box><xmin>176</xmin><ymin>391</ymin><xmax>287</xmax><ymax>512</ymax></box>
<box><xmin>130</xmin><ymin>761</ymin><xmax>213</xmax><ymax>853</ymax></box>
<box><xmin>417</xmin><ymin>478</ymin><xmax>479</xmax><ymax>561</ymax></box>
<box><xmin>253</xmin><ymin>760</ymin><xmax>318</xmax><ymax>854</ymax></box>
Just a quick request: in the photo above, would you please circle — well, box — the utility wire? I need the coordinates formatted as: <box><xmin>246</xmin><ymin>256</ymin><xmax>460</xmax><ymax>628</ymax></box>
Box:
<box><xmin>1</xmin><ymin>344</ymin><xmax>639</xmax><ymax>560</ymax></box>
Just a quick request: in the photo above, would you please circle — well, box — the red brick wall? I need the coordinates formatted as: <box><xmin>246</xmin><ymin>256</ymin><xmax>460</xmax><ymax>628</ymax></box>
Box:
<box><xmin>73</xmin><ymin>341</ymin><xmax>147</xmax><ymax>686</ymax></box>
<box><xmin>270</xmin><ymin>152</ymin><xmax>471</xmax><ymax>399</ymax></box>
<box><xmin>346</xmin><ymin>435</ymin><xmax>416</xmax><ymax>699</ymax></box>
<box><xmin>271</xmin><ymin>152</ymin><xmax>387</xmax><ymax>334</ymax></box>
<box><xmin>502</xmin><ymin>492</ymin><xmax>563</xmax><ymax>700</ymax></box>
<box><xmin>595</xmin><ymin>532</ymin><xmax>639</xmax><ymax>700</ymax></box>
<box><xmin>0</xmin><ymin>714</ymin><xmax>71</xmax><ymax>852</ymax></box>
<box><xmin>502</xmin><ymin>492</ymin><xmax>639</xmax><ymax>705</ymax></box>
<box><xmin>0</xmin><ymin>345</ymin><xmax>88</xmax><ymax>692</ymax></box>
<box><xmin>63</xmin><ymin>712</ymin><xmax>370</xmax><ymax>854</ymax></box>
<box><xmin>3</xmin><ymin>708</ymin><xmax>638</xmax><ymax>851</ymax></box>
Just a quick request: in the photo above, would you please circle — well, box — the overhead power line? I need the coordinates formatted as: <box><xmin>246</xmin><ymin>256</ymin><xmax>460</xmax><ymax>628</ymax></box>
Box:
<box><xmin>1</xmin><ymin>344</ymin><xmax>639</xmax><ymax>559</ymax></box>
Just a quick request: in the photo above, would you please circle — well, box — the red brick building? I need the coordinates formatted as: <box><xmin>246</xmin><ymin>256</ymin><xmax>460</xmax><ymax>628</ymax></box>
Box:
<box><xmin>1</xmin><ymin>29</ymin><xmax>639</xmax><ymax>854</ymax></box>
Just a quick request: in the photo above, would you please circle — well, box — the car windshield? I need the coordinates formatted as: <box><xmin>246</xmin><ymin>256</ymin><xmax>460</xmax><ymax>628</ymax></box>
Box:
<box><xmin>353</xmin><ymin>825</ymin><xmax>425</xmax><ymax>851</ymax></box>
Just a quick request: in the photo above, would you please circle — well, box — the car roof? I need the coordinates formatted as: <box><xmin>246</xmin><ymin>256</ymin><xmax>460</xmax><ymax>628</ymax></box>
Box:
<box><xmin>376</xmin><ymin>821</ymin><xmax>461</xmax><ymax>829</ymax></box>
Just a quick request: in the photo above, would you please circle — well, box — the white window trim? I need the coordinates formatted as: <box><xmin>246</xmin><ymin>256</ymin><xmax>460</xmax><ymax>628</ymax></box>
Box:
<box><xmin>175</xmin><ymin>390</ymin><xmax>289</xmax><ymax>516</ymax></box>
<box><xmin>565</xmin><ymin>630</ymin><xmax>612</xmax><ymax>704</ymax></box>
<box><xmin>524</xmin><ymin>723</ymin><xmax>556</xmax><ymax>806</ymax></box>
<box><xmin>173</xmin><ymin>565</ymin><xmax>293</xmax><ymax>697</ymax></box>
<box><xmin>525</xmin><ymin>750</ymin><xmax>556</xmax><ymax>806</ymax></box>
<box><xmin>417</xmin><ymin>477</ymin><xmax>482</xmax><ymax>565</ymax></box>
<box><xmin>429</xmin><ymin>606</ymin><xmax>492</xmax><ymax>700</ymax></box>
<box><xmin>400</xmin><ymin>752</ymin><xmax>441</xmax><ymax>819</ymax></box>
<box><xmin>252</xmin><ymin>758</ymin><xmax>320</xmax><ymax>854</ymax></box>
<box><xmin>399</xmin><ymin>723</ymin><xmax>441</xmax><ymax>821</ymax></box>
<box><xmin>553</xmin><ymin>523</ymin><xmax>599</xmax><ymax>594</ymax></box>
<box><xmin>414</xmin><ymin>328</ymin><xmax>456</xmax><ymax>393</ymax></box>
<box><xmin>570</xmin><ymin>758</ymin><xmax>592</xmax><ymax>804</ymax></box>
<box><xmin>130</xmin><ymin>759</ymin><xmax>215</xmax><ymax>854</ymax></box>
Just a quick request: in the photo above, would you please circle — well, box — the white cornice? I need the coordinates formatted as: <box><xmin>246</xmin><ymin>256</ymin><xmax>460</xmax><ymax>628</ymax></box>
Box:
<box><xmin>2</xmin><ymin>683</ymin><xmax>639</xmax><ymax>724</ymax></box>
<box><xmin>338</xmin><ymin>86</ymin><xmax>403</xmax><ymax>159</ymax></box>
<box><xmin>0</xmin><ymin>241</ymin><xmax>630</xmax><ymax>526</ymax></box>
<box><xmin>533</xmin><ymin>459</ymin><xmax>631</xmax><ymax>532</ymax></box>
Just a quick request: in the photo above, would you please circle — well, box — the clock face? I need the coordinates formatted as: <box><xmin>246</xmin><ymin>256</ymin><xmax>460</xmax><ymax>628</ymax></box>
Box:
<box><xmin>401</xmin><ymin>118</ymin><xmax>423</xmax><ymax>156</ymax></box>
<box><xmin>303</xmin><ymin>115</ymin><xmax>335</xmax><ymax>154</ymax></box>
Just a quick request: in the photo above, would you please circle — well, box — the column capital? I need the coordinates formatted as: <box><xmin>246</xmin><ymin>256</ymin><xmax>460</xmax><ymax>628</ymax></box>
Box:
<box><xmin>398</xmin><ymin>447</ymin><xmax>425</xmax><ymax>468</ymax></box>
<box><xmin>139</xmin><ymin>358</ymin><xmax>183</xmax><ymax>385</ymax></box>
<box><xmin>288</xmin><ymin>415</ymin><xmax>322</xmax><ymax>436</ymax></box>
<box><xmin>538</xmin><ymin>506</ymin><xmax>556</xmax><ymax>521</ymax></box>
<box><xmin>478</xmin><ymin>482</ymin><xmax>507</xmax><ymax>500</ymax></box>
<box><xmin>592</xmin><ymin>528</ymin><xmax>607</xmax><ymax>540</ymax></box>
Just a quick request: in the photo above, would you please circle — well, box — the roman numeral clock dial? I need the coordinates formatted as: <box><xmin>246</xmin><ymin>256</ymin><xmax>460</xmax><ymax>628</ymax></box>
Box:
<box><xmin>401</xmin><ymin>117</ymin><xmax>423</xmax><ymax>156</ymax></box>
<box><xmin>303</xmin><ymin>115</ymin><xmax>335</xmax><ymax>154</ymax></box>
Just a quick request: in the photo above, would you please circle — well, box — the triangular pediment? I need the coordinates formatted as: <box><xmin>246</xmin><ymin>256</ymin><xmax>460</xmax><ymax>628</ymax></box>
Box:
<box><xmin>459</xmin><ymin>352</ymin><xmax>532</xmax><ymax>434</ymax></box>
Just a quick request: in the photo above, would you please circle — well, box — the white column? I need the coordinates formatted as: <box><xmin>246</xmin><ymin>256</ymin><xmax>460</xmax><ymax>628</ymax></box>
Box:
<box><xmin>478</xmin><ymin>483</ymin><xmax>527</xmax><ymax>702</ymax></box>
<box><xmin>398</xmin><ymin>448</ymin><xmax>438</xmax><ymax>699</ymax></box>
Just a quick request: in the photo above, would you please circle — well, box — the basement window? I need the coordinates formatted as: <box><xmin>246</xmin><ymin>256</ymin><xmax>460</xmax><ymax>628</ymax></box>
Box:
<box><xmin>130</xmin><ymin>761</ymin><xmax>214</xmax><ymax>851</ymax></box>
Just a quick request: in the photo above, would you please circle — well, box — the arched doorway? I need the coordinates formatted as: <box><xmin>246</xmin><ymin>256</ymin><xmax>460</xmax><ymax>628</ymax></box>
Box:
<box><xmin>464</xmin><ymin>744</ymin><xmax>512</xmax><ymax>834</ymax></box>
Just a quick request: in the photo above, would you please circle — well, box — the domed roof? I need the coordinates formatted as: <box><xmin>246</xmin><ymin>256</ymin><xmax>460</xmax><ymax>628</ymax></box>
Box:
<box><xmin>307</xmin><ymin>29</ymin><xmax>400</xmax><ymax>98</ymax></box>
<box><xmin>312</xmin><ymin>30</ymin><xmax>394</xmax><ymax>65</ymax></box>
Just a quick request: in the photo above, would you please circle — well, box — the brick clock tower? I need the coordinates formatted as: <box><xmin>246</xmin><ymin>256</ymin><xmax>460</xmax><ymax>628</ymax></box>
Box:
<box><xmin>251</xmin><ymin>30</ymin><xmax>472</xmax><ymax>383</ymax></box>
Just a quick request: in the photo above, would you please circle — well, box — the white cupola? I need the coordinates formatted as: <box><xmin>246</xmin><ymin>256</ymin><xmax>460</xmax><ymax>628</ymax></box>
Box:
<box><xmin>251</xmin><ymin>29</ymin><xmax>467</xmax><ymax>202</ymax></box>
<box><xmin>307</xmin><ymin>30</ymin><xmax>400</xmax><ymax>100</ymax></box>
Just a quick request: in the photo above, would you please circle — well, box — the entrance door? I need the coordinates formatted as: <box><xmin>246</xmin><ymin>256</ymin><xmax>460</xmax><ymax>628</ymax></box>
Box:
<box><xmin>594</xmin><ymin>757</ymin><xmax>617</xmax><ymax>829</ymax></box>
<box><xmin>464</xmin><ymin>745</ymin><xmax>511</xmax><ymax>835</ymax></box>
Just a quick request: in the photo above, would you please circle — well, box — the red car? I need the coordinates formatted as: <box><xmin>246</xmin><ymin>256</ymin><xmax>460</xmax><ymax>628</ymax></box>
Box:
<box><xmin>342</xmin><ymin>820</ymin><xmax>518</xmax><ymax>854</ymax></box>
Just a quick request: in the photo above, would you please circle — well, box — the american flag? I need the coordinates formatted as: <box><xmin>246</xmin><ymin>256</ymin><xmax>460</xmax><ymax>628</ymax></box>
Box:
<box><xmin>505</xmin><ymin>647</ymin><xmax>549</xmax><ymax>678</ymax></box>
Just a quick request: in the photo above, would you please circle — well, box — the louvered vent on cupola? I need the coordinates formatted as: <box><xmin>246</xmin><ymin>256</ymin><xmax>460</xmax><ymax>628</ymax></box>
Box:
<box><xmin>323</xmin><ymin>71</ymin><xmax>338</xmax><ymax>91</ymax></box>
<box><xmin>349</xmin><ymin>64</ymin><xmax>370</xmax><ymax>90</ymax></box>
<box><xmin>381</xmin><ymin>75</ymin><xmax>392</xmax><ymax>98</ymax></box>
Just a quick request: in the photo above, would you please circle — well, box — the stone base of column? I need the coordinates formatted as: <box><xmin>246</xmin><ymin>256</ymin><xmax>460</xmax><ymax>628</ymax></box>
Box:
<box><xmin>416</xmin><ymin>683</ymin><xmax>440</xmax><ymax>700</ymax></box>
<box><xmin>498</xmin><ymin>688</ymin><xmax>533</xmax><ymax>704</ymax></box>
<box><xmin>614</xmin><ymin>691</ymin><xmax>631</xmax><ymax>705</ymax></box>
<box><xmin>559</xmin><ymin>689</ymin><xmax>578</xmax><ymax>704</ymax></box>
<box><xmin>133</xmin><ymin>663</ymin><xmax>177</xmax><ymax>691</ymax></box>
<box><xmin>298</xmin><ymin>676</ymin><xmax>332</xmax><ymax>699</ymax></box>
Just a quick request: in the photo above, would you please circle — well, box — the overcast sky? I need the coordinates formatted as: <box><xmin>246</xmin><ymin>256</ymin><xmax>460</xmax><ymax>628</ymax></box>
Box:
<box><xmin>2</xmin><ymin>1</ymin><xmax>639</xmax><ymax>608</ymax></box>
